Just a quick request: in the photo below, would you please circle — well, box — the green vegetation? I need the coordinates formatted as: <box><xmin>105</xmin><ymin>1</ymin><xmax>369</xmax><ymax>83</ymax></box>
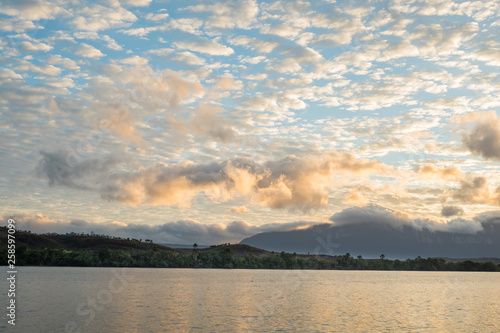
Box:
<box><xmin>1</xmin><ymin>227</ymin><xmax>499</xmax><ymax>271</ymax></box>
<box><xmin>2</xmin><ymin>247</ymin><xmax>499</xmax><ymax>271</ymax></box>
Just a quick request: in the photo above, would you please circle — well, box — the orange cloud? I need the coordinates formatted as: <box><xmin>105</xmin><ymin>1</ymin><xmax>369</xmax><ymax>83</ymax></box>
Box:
<box><xmin>342</xmin><ymin>188</ymin><xmax>368</xmax><ymax>206</ymax></box>
<box><xmin>38</xmin><ymin>150</ymin><xmax>393</xmax><ymax>211</ymax></box>
<box><xmin>100</xmin><ymin>106</ymin><xmax>143</xmax><ymax>145</ymax></box>
<box><xmin>418</xmin><ymin>163</ymin><xmax>464</xmax><ymax>181</ymax></box>
<box><xmin>452</xmin><ymin>111</ymin><xmax>498</xmax><ymax>124</ymax></box>
<box><xmin>230</xmin><ymin>206</ymin><xmax>250</xmax><ymax>213</ymax></box>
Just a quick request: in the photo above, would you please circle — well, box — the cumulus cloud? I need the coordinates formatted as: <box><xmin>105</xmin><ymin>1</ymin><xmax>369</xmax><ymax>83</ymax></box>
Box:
<box><xmin>75</xmin><ymin>43</ymin><xmax>105</xmax><ymax>58</ymax></box>
<box><xmin>88</xmin><ymin>64</ymin><xmax>205</xmax><ymax>113</ymax></box>
<box><xmin>451</xmin><ymin>176</ymin><xmax>500</xmax><ymax>205</ymax></box>
<box><xmin>186</xmin><ymin>104</ymin><xmax>236</xmax><ymax>142</ymax></box>
<box><xmin>330</xmin><ymin>204</ymin><xmax>409</xmax><ymax>228</ymax></box>
<box><xmin>71</xmin><ymin>4</ymin><xmax>137</xmax><ymax>31</ymax></box>
<box><xmin>418</xmin><ymin>163</ymin><xmax>464</xmax><ymax>180</ymax></box>
<box><xmin>122</xmin><ymin>0</ymin><xmax>152</xmax><ymax>7</ymax></box>
<box><xmin>186</xmin><ymin>0</ymin><xmax>259</xmax><ymax>30</ymax></box>
<box><xmin>229</xmin><ymin>36</ymin><xmax>279</xmax><ymax>53</ymax></box>
<box><xmin>145</xmin><ymin>12</ymin><xmax>169</xmax><ymax>21</ymax></box>
<box><xmin>172</xmin><ymin>51</ymin><xmax>206</xmax><ymax>66</ymax></box>
<box><xmin>254</xmin><ymin>153</ymin><xmax>392</xmax><ymax>210</ymax></box>
<box><xmin>36</xmin><ymin>149</ymin><xmax>123</xmax><ymax>190</ymax></box>
<box><xmin>174</xmin><ymin>39</ymin><xmax>234</xmax><ymax>56</ymax></box>
<box><xmin>342</xmin><ymin>188</ymin><xmax>369</xmax><ymax>206</ymax></box>
<box><xmin>99</xmin><ymin>106</ymin><xmax>144</xmax><ymax>144</ymax></box>
<box><xmin>168</xmin><ymin>104</ymin><xmax>236</xmax><ymax>143</ymax></box>
<box><xmin>441</xmin><ymin>205</ymin><xmax>464</xmax><ymax>217</ymax></box>
<box><xmin>6</xmin><ymin>212</ymin><xmax>319</xmax><ymax>244</ymax></box>
<box><xmin>230</xmin><ymin>206</ymin><xmax>250</xmax><ymax>213</ymax></box>
<box><xmin>466</xmin><ymin>48</ymin><xmax>500</xmax><ymax>67</ymax></box>
<box><xmin>36</xmin><ymin>151</ymin><xmax>392</xmax><ymax>211</ymax></box>
<box><xmin>463</xmin><ymin>115</ymin><xmax>500</xmax><ymax>160</ymax></box>
<box><xmin>0</xmin><ymin>0</ymin><xmax>66</xmax><ymax>21</ymax></box>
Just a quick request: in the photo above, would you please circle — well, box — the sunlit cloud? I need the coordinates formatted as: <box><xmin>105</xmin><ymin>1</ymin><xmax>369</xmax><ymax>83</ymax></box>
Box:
<box><xmin>1</xmin><ymin>0</ymin><xmax>500</xmax><ymax>245</ymax></box>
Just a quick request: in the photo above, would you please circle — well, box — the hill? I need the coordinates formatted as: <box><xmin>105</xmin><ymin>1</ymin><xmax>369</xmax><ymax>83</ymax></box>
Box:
<box><xmin>0</xmin><ymin>226</ymin><xmax>271</xmax><ymax>257</ymax></box>
<box><xmin>1</xmin><ymin>227</ymin><xmax>498</xmax><ymax>271</ymax></box>
<box><xmin>0</xmin><ymin>226</ymin><xmax>173</xmax><ymax>251</ymax></box>
<box><xmin>240</xmin><ymin>220</ymin><xmax>500</xmax><ymax>260</ymax></box>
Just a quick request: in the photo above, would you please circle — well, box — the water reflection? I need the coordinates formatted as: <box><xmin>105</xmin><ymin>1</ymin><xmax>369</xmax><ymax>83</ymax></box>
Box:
<box><xmin>2</xmin><ymin>267</ymin><xmax>499</xmax><ymax>332</ymax></box>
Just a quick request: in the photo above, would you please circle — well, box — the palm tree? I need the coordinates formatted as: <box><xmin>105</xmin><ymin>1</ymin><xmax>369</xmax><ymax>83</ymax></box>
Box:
<box><xmin>192</xmin><ymin>243</ymin><xmax>199</xmax><ymax>264</ymax></box>
<box><xmin>380</xmin><ymin>254</ymin><xmax>385</xmax><ymax>260</ymax></box>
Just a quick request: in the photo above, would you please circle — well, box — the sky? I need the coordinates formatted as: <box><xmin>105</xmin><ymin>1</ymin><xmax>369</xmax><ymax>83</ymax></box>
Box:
<box><xmin>1</xmin><ymin>0</ymin><xmax>500</xmax><ymax>246</ymax></box>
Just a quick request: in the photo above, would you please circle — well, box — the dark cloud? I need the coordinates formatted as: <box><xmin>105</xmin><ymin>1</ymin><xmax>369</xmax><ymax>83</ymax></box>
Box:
<box><xmin>463</xmin><ymin>119</ymin><xmax>500</xmax><ymax>160</ymax></box>
<box><xmin>329</xmin><ymin>204</ymin><xmax>406</xmax><ymax>228</ymax></box>
<box><xmin>451</xmin><ymin>176</ymin><xmax>498</xmax><ymax>204</ymax></box>
<box><xmin>36</xmin><ymin>149</ymin><xmax>123</xmax><ymax>190</ymax></box>
<box><xmin>329</xmin><ymin>204</ymin><xmax>483</xmax><ymax>234</ymax></box>
<box><xmin>441</xmin><ymin>205</ymin><xmax>464</xmax><ymax>217</ymax></box>
<box><xmin>5</xmin><ymin>212</ymin><xmax>318</xmax><ymax>245</ymax></box>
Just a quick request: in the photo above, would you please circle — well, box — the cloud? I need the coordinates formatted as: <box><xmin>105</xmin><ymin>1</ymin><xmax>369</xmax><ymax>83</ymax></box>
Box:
<box><xmin>71</xmin><ymin>4</ymin><xmax>137</xmax><ymax>31</ymax></box>
<box><xmin>165</xmin><ymin>18</ymin><xmax>203</xmax><ymax>35</ymax></box>
<box><xmin>452</xmin><ymin>111</ymin><xmax>498</xmax><ymax>124</ymax></box>
<box><xmin>254</xmin><ymin>153</ymin><xmax>392</xmax><ymax>210</ymax></box>
<box><xmin>0</xmin><ymin>0</ymin><xmax>66</xmax><ymax>21</ymax></box>
<box><xmin>99</xmin><ymin>106</ymin><xmax>144</xmax><ymax>144</ymax></box>
<box><xmin>75</xmin><ymin>43</ymin><xmax>105</xmax><ymax>58</ymax></box>
<box><xmin>36</xmin><ymin>149</ymin><xmax>124</xmax><ymax>190</ymax></box>
<box><xmin>119</xmin><ymin>26</ymin><xmax>159</xmax><ymax>37</ymax></box>
<box><xmin>145</xmin><ymin>12</ymin><xmax>169</xmax><ymax>21</ymax></box>
<box><xmin>330</xmin><ymin>204</ymin><xmax>409</xmax><ymax>228</ymax></box>
<box><xmin>381</xmin><ymin>41</ymin><xmax>420</xmax><ymax>61</ymax></box>
<box><xmin>329</xmin><ymin>204</ymin><xmax>484</xmax><ymax>234</ymax></box>
<box><xmin>0</xmin><ymin>68</ymin><xmax>23</xmax><ymax>79</ymax></box>
<box><xmin>186</xmin><ymin>0</ymin><xmax>259</xmax><ymax>30</ymax></box>
<box><xmin>463</xmin><ymin>115</ymin><xmax>500</xmax><ymax>160</ymax></box>
<box><xmin>0</xmin><ymin>19</ymin><xmax>42</xmax><ymax>33</ymax></box>
<box><xmin>441</xmin><ymin>205</ymin><xmax>464</xmax><ymax>217</ymax></box>
<box><xmin>172</xmin><ymin>51</ymin><xmax>206</xmax><ymax>66</ymax></box>
<box><xmin>229</xmin><ymin>36</ymin><xmax>279</xmax><ymax>53</ymax></box>
<box><xmin>230</xmin><ymin>206</ymin><xmax>250</xmax><ymax>213</ymax></box>
<box><xmin>260</xmin><ymin>24</ymin><xmax>303</xmax><ymax>39</ymax></box>
<box><xmin>36</xmin><ymin>151</ymin><xmax>392</xmax><ymax>211</ymax></box>
<box><xmin>174</xmin><ymin>39</ymin><xmax>234</xmax><ymax>56</ymax></box>
<box><xmin>466</xmin><ymin>48</ymin><xmax>500</xmax><ymax>66</ymax></box>
<box><xmin>342</xmin><ymin>188</ymin><xmax>369</xmax><ymax>206</ymax></box>
<box><xmin>46</xmin><ymin>54</ymin><xmax>79</xmax><ymax>70</ymax></box>
<box><xmin>6</xmin><ymin>212</ymin><xmax>319</xmax><ymax>245</ymax></box>
<box><xmin>87</xmin><ymin>64</ymin><xmax>205</xmax><ymax>112</ymax></box>
<box><xmin>122</xmin><ymin>0</ymin><xmax>152</xmax><ymax>7</ymax></box>
<box><xmin>11</xmin><ymin>34</ymin><xmax>52</xmax><ymax>52</ymax></box>
<box><xmin>418</xmin><ymin>164</ymin><xmax>464</xmax><ymax>180</ymax></box>
<box><xmin>186</xmin><ymin>104</ymin><xmax>236</xmax><ymax>142</ymax></box>
<box><xmin>451</xmin><ymin>176</ymin><xmax>500</xmax><ymax>205</ymax></box>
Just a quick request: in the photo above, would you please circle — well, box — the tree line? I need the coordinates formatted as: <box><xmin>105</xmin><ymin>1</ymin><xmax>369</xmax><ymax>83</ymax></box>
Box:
<box><xmin>2</xmin><ymin>246</ymin><xmax>499</xmax><ymax>271</ymax></box>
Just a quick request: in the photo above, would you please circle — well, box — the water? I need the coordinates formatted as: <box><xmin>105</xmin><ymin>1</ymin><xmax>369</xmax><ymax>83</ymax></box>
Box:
<box><xmin>1</xmin><ymin>267</ymin><xmax>499</xmax><ymax>332</ymax></box>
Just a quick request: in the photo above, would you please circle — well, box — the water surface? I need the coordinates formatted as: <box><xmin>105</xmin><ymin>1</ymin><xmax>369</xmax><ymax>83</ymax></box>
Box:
<box><xmin>1</xmin><ymin>267</ymin><xmax>499</xmax><ymax>332</ymax></box>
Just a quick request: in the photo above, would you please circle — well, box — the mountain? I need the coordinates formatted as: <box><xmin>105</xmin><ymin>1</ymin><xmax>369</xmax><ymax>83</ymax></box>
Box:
<box><xmin>240</xmin><ymin>220</ymin><xmax>500</xmax><ymax>259</ymax></box>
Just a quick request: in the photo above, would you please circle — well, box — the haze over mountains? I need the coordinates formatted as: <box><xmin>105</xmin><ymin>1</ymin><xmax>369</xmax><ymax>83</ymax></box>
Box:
<box><xmin>240</xmin><ymin>205</ymin><xmax>500</xmax><ymax>259</ymax></box>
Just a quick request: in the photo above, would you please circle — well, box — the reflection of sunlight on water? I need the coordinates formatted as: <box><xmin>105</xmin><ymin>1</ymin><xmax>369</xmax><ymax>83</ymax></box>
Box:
<box><xmin>4</xmin><ymin>267</ymin><xmax>500</xmax><ymax>332</ymax></box>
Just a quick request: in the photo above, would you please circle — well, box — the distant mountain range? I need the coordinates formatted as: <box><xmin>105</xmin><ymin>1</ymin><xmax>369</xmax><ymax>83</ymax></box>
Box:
<box><xmin>240</xmin><ymin>220</ymin><xmax>500</xmax><ymax>259</ymax></box>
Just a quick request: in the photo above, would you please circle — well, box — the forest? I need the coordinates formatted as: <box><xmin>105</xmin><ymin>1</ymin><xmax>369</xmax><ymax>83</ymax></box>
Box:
<box><xmin>1</xmin><ymin>227</ymin><xmax>499</xmax><ymax>271</ymax></box>
<box><xmin>2</xmin><ymin>244</ymin><xmax>500</xmax><ymax>271</ymax></box>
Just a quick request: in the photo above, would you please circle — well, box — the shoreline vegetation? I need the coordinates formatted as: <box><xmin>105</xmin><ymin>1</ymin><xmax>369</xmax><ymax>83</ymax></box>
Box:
<box><xmin>1</xmin><ymin>227</ymin><xmax>499</xmax><ymax>271</ymax></box>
